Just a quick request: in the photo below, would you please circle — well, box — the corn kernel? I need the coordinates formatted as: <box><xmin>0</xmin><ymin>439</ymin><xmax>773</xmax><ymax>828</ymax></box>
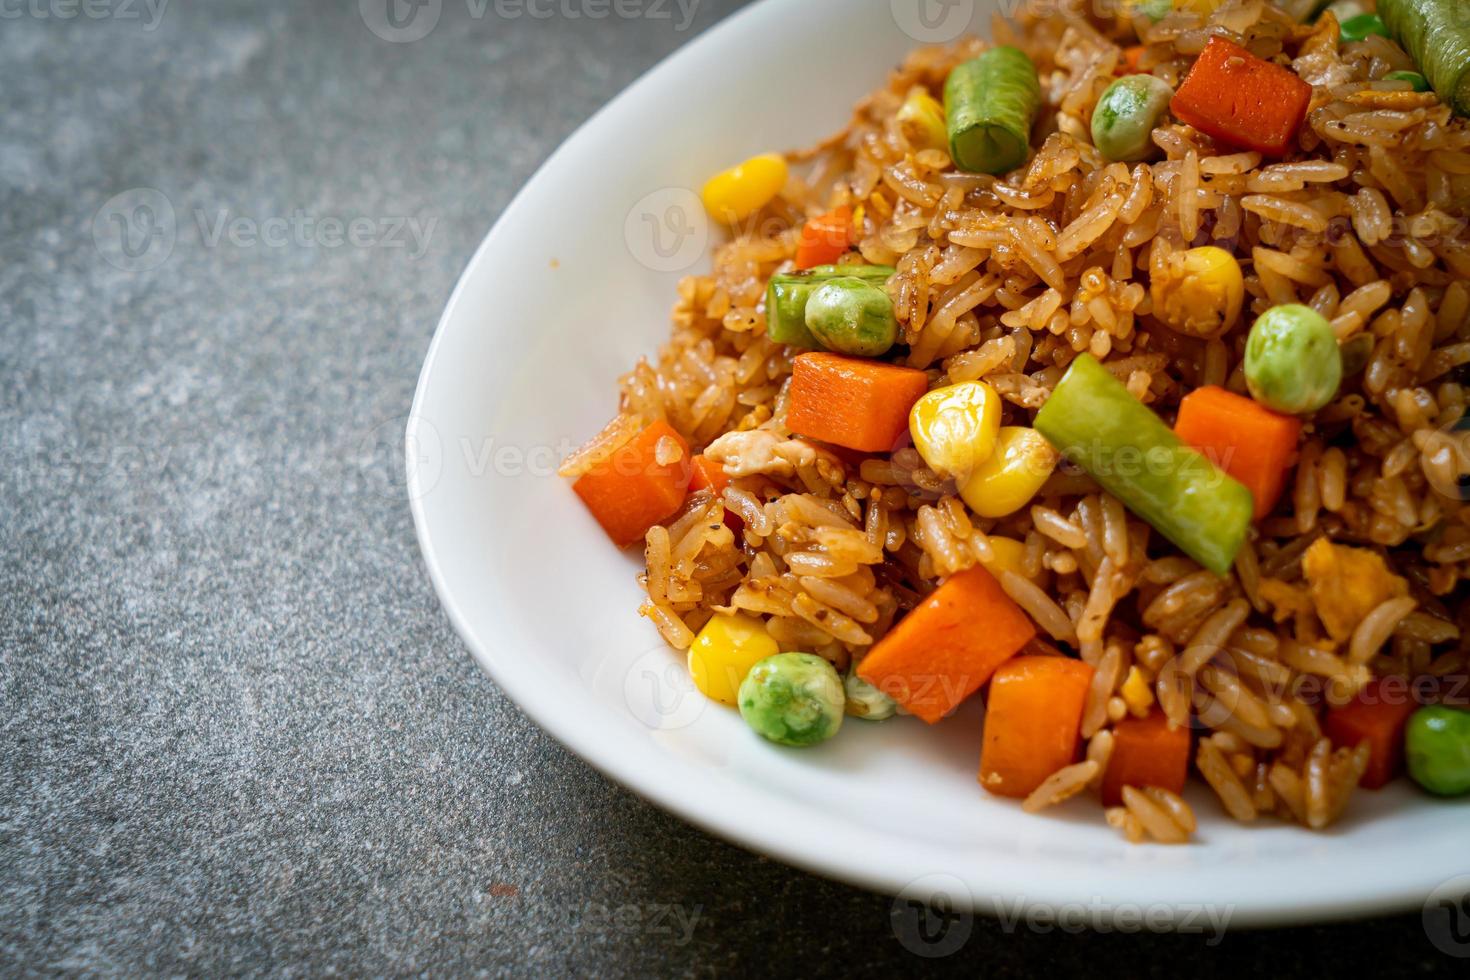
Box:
<box><xmin>701</xmin><ymin>153</ymin><xmax>788</xmax><ymax>225</ymax></box>
<box><xmin>909</xmin><ymin>381</ymin><xmax>1001</xmax><ymax>482</ymax></box>
<box><xmin>1150</xmin><ymin>245</ymin><xmax>1244</xmax><ymax>339</ymax></box>
<box><xmin>960</xmin><ymin>427</ymin><xmax>1058</xmax><ymax>518</ymax></box>
<box><xmin>1174</xmin><ymin>0</ymin><xmax>1229</xmax><ymax>14</ymax></box>
<box><xmin>979</xmin><ymin>535</ymin><xmax>1029</xmax><ymax>580</ymax></box>
<box><xmin>688</xmin><ymin>612</ymin><xmax>779</xmax><ymax>705</ymax></box>
<box><xmin>896</xmin><ymin>88</ymin><xmax>948</xmax><ymax>153</ymax></box>
<box><xmin>1121</xmin><ymin>665</ymin><xmax>1154</xmax><ymax>718</ymax></box>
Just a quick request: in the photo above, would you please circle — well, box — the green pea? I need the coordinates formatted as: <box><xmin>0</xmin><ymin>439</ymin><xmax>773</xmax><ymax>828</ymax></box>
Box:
<box><xmin>804</xmin><ymin>277</ymin><xmax>898</xmax><ymax>357</ymax></box>
<box><xmin>1244</xmin><ymin>304</ymin><xmax>1343</xmax><ymax>414</ymax></box>
<box><xmin>738</xmin><ymin>653</ymin><xmax>844</xmax><ymax>747</ymax></box>
<box><xmin>766</xmin><ymin>264</ymin><xmax>895</xmax><ymax>350</ymax></box>
<box><xmin>1091</xmin><ymin>74</ymin><xmax>1174</xmax><ymax>163</ymax></box>
<box><xmin>844</xmin><ymin>670</ymin><xmax>897</xmax><ymax>721</ymax></box>
<box><xmin>1384</xmin><ymin>70</ymin><xmax>1431</xmax><ymax>92</ymax></box>
<box><xmin>1125</xmin><ymin>0</ymin><xmax>1173</xmax><ymax>21</ymax></box>
<box><xmin>1406</xmin><ymin>706</ymin><xmax>1470</xmax><ymax>797</ymax></box>
<box><xmin>770</xmin><ymin>262</ymin><xmax>893</xmax><ymax>351</ymax></box>
<box><xmin>1340</xmin><ymin>12</ymin><xmax>1389</xmax><ymax>43</ymax></box>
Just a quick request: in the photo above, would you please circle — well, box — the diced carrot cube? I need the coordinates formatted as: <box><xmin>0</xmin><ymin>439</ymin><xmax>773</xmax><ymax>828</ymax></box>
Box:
<box><xmin>1170</xmin><ymin>37</ymin><xmax>1312</xmax><ymax>156</ymax></box>
<box><xmin>1100</xmin><ymin>709</ymin><xmax>1192</xmax><ymax>806</ymax></box>
<box><xmin>1174</xmin><ymin>385</ymin><xmax>1302</xmax><ymax>521</ymax></box>
<box><xmin>787</xmin><ymin>352</ymin><xmax>930</xmax><ymax>453</ymax></box>
<box><xmin>980</xmin><ymin>656</ymin><xmax>1094</xmax><ymax>799</ymax></box>
<box><xmin>1324</xmin><ymin>676</ymin><xmax>1421</xmax><ymax>789</ymax></box>
<box><xmin>688</xmin><ymin>454</ymin><xmax>742</xmax><ymax>533</ymax></box>
<box><xmin>795</xmin><ymin>205</ymin><xmax>853</xmax><ymax>270</ymax></box>
<box><xmin>857</xmin><ymin>565</ymin><xmax>1035</xmax><ymax>724</ymax></box>
<box><xmin>572</xmin><ymin>419</ymin><xmax>690</xmax><ymax>548</ymax></box>
<box><xmin>688</xmin><ymin>455</ymin><xmax>729</xmax><ymax>495</ymax></box>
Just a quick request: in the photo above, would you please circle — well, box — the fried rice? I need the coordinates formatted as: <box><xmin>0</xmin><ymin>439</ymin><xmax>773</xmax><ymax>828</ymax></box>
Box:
<box><xmin>562</xmin><ymin>1</ymin><xmax>1470</xmax><ymax>841</ymax></box>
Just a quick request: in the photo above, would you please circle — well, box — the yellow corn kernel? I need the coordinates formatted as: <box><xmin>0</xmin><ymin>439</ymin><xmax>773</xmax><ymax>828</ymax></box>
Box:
<box><xmin>867</xmin><ymin>190</ymin><xmax>893</xmax><ymax>219</ymax></box>
<box><xmin>1121</xmin><ymin>665</ymin><xmax>1154</xmax><ymax>718</ymax></box>
<box><xmin>908</xmin><ymin>381</ymin><xmax>1001</xmax><ymax>482</ymax></box>
<box><xmin>979</xmin><ymin>535</ymin><xmax>1029</xmax><ymax>580</ymax></box>
<box><xmin>687</xmin><ymin>612</ymin><xmax>779</xmax><ymax>706</ymax></box>
<box><xmin>959</xmin><ymin>427</ymin><xmax>1058</xmax><ymax>518</ymax></box>
<box><xmin>897</xmin><ymin>87</ymin><xmax>948</xmax><ymax>153</ymax></box>
<box><xmin>1174</xmin><ymin>0</ymin><xmax>1229</xmax><ymax>14</ymax></box>
<box><xmin>1150</xmin><ymin>245</ymin><xmax>1244</xmax><ymax>339</ymax></box>
<box><xmin>701</xmin><ymin>153</ymin><xmax>788</xmax><ymax>225</ymax></box>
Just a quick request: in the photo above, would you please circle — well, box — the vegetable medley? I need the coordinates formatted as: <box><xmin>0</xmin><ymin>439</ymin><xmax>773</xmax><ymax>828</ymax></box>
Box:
<box><xmin>561</xmin><ymin>0</ymin><xmax>1470</xmax><ymax>838</ymax></box>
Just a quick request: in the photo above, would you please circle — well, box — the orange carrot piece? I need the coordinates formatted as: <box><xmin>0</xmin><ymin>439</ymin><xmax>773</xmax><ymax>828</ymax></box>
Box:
<box><xmin>1121</xmin><ymin>45</ymin><xmax>1144</xmax><ymax>75</ymax></box>
<box><xmin>980</xmin><ymin>656</ymin><xmax>1094</xmax><ymax>799</ymax></box>
<box><xmin>795</xmin><ymin>205</ymin><xmax>853</xmax><ymax>270</ymax></box>
<box><xmin>1170</xmin><ymin>37</ymin><xmax>1312</xmax><ymax>156</ymax></box>
<box><xmin>572</xmin><ymin>419</ymin><xmax>690</xmax><ymax>548</ymax></box>
<box><xmin>688</xmin><ymin>455</ymin><xmax>729</xmax><ymax>495</ymax></box>
<box><xmin>688</xmin><ymin>454</ymin><xmax>743</xmax><ymax>533</ymax></box>
<box><xmin>787</xmin><ymin>352</ymin><xmax>930</xmax><ymax>453</ymax></box>
<box><xmin>1100</xmin><ymin>709</ymin><xmax>1192</xmax><ymax>806</ymax></box>
<box><xmin>857</xmin><ymin>566</ymin><xmax>1035</xmax><ymax>724</ymax></box>
<box><xmin>1324</xmin><ymin>677</ymin><xmax>1422</xmax><ymax>789</ymax></box>
<box><xmin>1174</xmin><ymin>385</ymin><xmax>1302</xmax><ymax>521</ymax></box>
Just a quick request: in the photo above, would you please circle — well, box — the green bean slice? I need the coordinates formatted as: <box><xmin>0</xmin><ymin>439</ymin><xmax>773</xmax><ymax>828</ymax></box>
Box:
<box><xmin>944</xmin><ymin>46</ymin><xmax>1041</xmax><ymax>175</ymax></box>
<box><xmin>1380</xmin><ymin>0</ymin><xmax>1470</xmax><ymax>116</ymax></box>
<box><xmin>1034</xmin><ymin>355</ymin><xmax>1254</xmax><ymax>575</ymax></box>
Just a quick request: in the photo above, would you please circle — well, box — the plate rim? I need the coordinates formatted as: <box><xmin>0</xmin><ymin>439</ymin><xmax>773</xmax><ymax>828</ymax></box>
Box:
<box><xmin>407</xmin><ymin>0</ymin><xmax>1462</xmax><ymax>927</ymax></box>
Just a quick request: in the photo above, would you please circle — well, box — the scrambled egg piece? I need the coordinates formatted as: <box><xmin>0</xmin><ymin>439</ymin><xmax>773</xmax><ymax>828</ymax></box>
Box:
<box><xmin>1301</xmin><ymin>538</ymin><xmax>1409</xmax><ymax>643</ymax></box>
<box><xmin>1260</xmin><ymin>579</ymin><xmax>1313</xmax><ymax>622</ymax></box>
<box><xmin>703</xmin><ymin>430</ymin><xmax>836</xmax><ymax>480</ymax></box>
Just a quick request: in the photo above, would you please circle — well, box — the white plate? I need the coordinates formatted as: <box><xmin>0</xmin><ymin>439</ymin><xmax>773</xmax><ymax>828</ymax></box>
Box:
<box><xmin>408</xmin><ymin>0</ymin><xmax>1468</xmax><ymax>925</ymax></box>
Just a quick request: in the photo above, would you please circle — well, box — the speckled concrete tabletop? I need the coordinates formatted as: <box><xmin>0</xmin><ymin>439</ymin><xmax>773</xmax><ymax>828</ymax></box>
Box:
<box><xmin>0</xmin><ymin>1</ymin><xmax>1460</xmax><ymax>975</ymax></box>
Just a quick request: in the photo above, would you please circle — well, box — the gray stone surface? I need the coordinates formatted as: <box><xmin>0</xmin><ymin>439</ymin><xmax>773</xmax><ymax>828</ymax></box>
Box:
<box><xmin>0</xmin><ymin>0</ymin><xmax>1458</xmax><ymax>975</ymax></box>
